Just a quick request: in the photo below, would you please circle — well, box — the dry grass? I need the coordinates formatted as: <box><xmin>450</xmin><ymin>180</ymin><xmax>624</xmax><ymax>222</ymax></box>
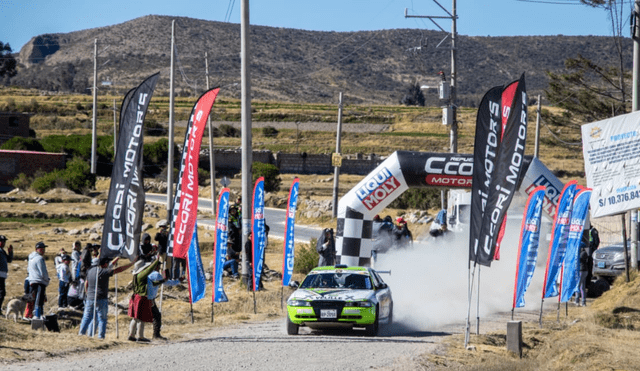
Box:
<box><xmin>420</xmin><ymin>272</ymin><xmax>640</xmax><ymax>371</ymax></box>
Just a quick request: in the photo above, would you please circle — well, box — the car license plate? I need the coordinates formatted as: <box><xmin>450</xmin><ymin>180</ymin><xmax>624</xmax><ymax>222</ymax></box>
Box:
<box><xmin>598</xmin><ymin>262</ymin><xmax>605</xmax><ymax>268</ymax></box>
<box><xmin>320</xmin><ymin>309</ymin><xmax>337</xmax><ymax>319</ymax></box>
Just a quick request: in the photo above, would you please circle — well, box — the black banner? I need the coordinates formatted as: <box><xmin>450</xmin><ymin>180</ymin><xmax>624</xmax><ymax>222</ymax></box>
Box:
<box><xmin>469</xmin><ymin>86</ymin><xmax>503</xmax><ymax>264</ymax></box>
<box><xmin>473</xmin><ymin>74</ymin><xmax>528</xmax><ymax>267</ymax></box>
<box><xmin>100</xmin><ymin>73</ymin><xmax>160</xmax><ymax>262</ymax></box>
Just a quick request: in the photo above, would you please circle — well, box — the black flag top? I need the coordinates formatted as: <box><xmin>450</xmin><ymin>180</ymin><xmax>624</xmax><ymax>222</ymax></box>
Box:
<box><xmin>100</xmin><ymin>73</ymin><xmax>160</xmax><ymax>262</ymax></box>
<box><xmin>469</xmin><ymin>74</ymin><xmax>528</xmax><ymax>267</ymax></box>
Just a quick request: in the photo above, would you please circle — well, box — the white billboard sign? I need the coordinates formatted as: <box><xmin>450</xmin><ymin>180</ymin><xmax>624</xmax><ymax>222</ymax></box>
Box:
<box><xmin>582</xmin><ymin>110</ymin><xmax>640</xmax><ymax>218</ymax></box>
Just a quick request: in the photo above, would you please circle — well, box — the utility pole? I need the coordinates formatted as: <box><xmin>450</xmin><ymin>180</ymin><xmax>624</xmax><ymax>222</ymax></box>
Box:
<box><xmin>332</xmin><ymin>92</ymin><xmax>344</xmax><ymax>218</ymax></box>
<box><xmin>167</xmin><ymin>20</ymin><xmax>176</xmax><ymax>217</ymax></box>
<box><xmin>240</xmin><ymin>0</ymin><xmax>253</xmax><ymax>287</ymax></box>
<box><xmin>91</xmin><ymin>38</ymin><xmax>98</xmax><ymax>174</ymax></box>
<box><xmin>205</xmin><ymin>52</ymin><xmax>217</xmax><ymax>216</ymax></box>
<box><xmin>405</xmin><ymin>0</ymin><xmax>458</xmax><ymax>153</ymax></box>
<box><xmin>630</xmin><ymin>0</ymin><xmax>640</xmax><ymax>269</ymax></box>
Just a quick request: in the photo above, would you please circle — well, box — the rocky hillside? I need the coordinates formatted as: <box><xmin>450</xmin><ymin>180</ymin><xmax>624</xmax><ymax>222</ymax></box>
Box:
<box><xmin>7</xmin><ymin>15</ymin><xmax>633</xmax><ymax>106</ymax></box>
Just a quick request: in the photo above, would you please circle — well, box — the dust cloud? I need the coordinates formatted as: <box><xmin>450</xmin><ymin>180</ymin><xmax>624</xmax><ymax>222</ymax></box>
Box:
<box><xmin>375</xmin><ymin>215</ymin><xmax>556</xmax><ymax>333</ymax></box>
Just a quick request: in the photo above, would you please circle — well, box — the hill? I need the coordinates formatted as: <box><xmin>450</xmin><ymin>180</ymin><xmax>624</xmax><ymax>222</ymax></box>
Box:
<box><xmin>5</xmin><ymin>15</ymin><xmax>633</xmax><ymax>105</ymax></box>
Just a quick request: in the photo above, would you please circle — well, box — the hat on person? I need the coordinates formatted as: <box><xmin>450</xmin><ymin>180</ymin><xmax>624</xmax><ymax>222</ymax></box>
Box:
<box><xmin>0</xmin><ymin>235</ymin><xmax>7</xmax><ymax>241</ymax></box>
<box><xmin>132</xmin><ymin>259</ymin><xmax>154</xmax><ymax>275</ymax></box>
<box><xmin>35</xmin><ymin>241</ymin><xmax>47</xmax><ymax>249</ymax></box>
<box><xmin>396</xmin><ymin>217</ymin><xmax>406</xmax><ymax>224</ymax></box>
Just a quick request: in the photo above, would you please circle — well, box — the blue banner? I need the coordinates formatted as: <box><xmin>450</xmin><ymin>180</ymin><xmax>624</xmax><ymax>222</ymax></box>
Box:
<box><xmin>213</xmin><ymin>188</ymin><xmax>230</xmax><ymax>303</ymax></box>
<box><xmin>542</xmin><ymin>180</ymin><xmax>578</xmax><ymax>299</ymax></box>
<box><xmin>187</xmin><ymin>222</ymin><xmax>206</xmax><ymax>303</ymax></box>
<box><xmin>560</xmin><ymin>189</ymin><xmax>592</xmax><ymax>303</ymax></box>
<box><xmin>252</xmin><ymin>177</ymin><xmax>266</xmax><ymax>292</ymax></box>
<box><xmin>282</xmin><ymin>178</ymin><xmax>300</xmax><ymax>286</ymax></box>
<box><xmin>513</xmin><ymin>186</ymin><xmax>546</xmax><ymax>308</ymax></box>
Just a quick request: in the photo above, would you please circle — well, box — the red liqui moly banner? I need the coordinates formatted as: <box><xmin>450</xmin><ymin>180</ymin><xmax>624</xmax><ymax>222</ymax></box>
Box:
<box><xmin>168</xmin><ymin>87</ymin><xmax>220</xmax><ymax>259</ymax></box>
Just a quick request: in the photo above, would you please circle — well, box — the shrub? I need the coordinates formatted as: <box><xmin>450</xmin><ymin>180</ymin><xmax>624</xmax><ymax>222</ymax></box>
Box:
<box><xmin>31</xmin><ymin>170</ymin><xmax>61</xmax><ymax>194</ymax></box>
<box><xmin>11</xmin><ymin>173</ymin><xmax>32</xmax><ymax>190</ymax></box>
<box><xmin>144</xmin><ymin>118</ymin><xmax>166</xmax><ymax>136</ymax></box>
<box><xmin>253</xmin><ymin>162</ymin><xmax>281</xmax><ymax>192</ymax></box>
<box><xmin>262</xmin><ymin>126</ymin><xmax>279</xmax><ymax>137</ymax></box>
<box><xmin>0</xmin><ymin>137</ymin><xmax>45</xmax><ymax>152</ymax></box>
<box><xmin>30</xmin><ymin>157</ymin><xmax>96</xmax><ymax>194</ymax></box>
<box><xmin>217</xmin><ymin>124</ymin><xmax>240</xmax><ymax>137</ymax></box>
<box><xmin>62</xmin><ymin>157</ymin><xmax>96</xmax><ymax>194</ymax></box>
<box><xmin>294</xmin><ymin>240</ymin><xmax>319</xmax><ymax>275</ymax></box>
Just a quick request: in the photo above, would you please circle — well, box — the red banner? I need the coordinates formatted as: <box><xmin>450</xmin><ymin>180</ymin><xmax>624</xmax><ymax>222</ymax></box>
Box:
<box><xmin>168</xmin><ymin>87</ymin><xmax>220</xmax><ymax>259</ymax></box>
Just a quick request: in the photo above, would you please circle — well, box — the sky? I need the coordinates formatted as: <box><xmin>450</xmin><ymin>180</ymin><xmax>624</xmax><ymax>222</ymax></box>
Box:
<box><xmin>0</xmin><ymin>0</ymin><xmax>626</xmax><ymax>51</ymax></box>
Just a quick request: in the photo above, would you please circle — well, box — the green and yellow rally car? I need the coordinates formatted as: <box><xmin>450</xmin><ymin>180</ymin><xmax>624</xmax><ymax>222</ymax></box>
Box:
<box><xmin>286</xmin><ymin>265</ymin><xmax>393</xmax><ymax>336</ymax></box>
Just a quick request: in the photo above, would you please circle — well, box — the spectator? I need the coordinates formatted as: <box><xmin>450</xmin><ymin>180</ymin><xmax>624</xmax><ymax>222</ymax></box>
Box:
<box><xmin>0</xmin><ymin>235</ymin><xmax>13</xmax><ymax>316</ymax></box>
<box><xmin>54</xmin><ymin>248</ymin><xmax>68</xmax><ymax>266</ymax></box>
<box><xmin>393</xmin><ymin>217</ymin><xmax>413</xmax><ymax>248</ymax></box>
<box><xmin>28</xmin><ymin>242</ymin><xmax>50</xmax><ymax>319</ymax></box>
<box><xmin>372</xmin><ymin>215</ymin><xmax>393</xmax><ymax>252</ymax></box>
<box><xmin>139</xmin><ymin>233</ymin><xmax>156</xmax><ymax>262</ymax></box>
<box><xmin>154</xmin><ymin>225</ymin><xmax>169</xmax><ymax>260</ymax></box>
<box><xmin>576</xmin><ymin>243</ymin><xmax>590</xmax><ymax>307</ymax></box>
<box><xmin>223</xmin><ymin>243</ymin><xmax>240</xmax><ymax>279</ymax></box>
<box><xmin>429</xmin><ymin>209</ymin><xmax>448</xmax><ymax>237</ymax></box>
<box><xmin>70</xmin><ymin>240</ymin><xmax>82</xmax><ymax>281</ymax></box>
<box><xmin>56</xmin><ymin>255</ymin><xmax>71</xmax><ymax>308</ymax></box>
<box><xmin>585</xmin><ymin>225</ymin><xmax>600</xmax><ymax>285</ymax></box>
<box><xmin>147</xmin><ymin>263</ymin><xmax>177</xmax><ymax>340</ymax></box>
<box><xmin>79</xmin><ymin>256</ymin><xmax>135</xmax><ymax>339</ymax></box>
<box><xmin>128</xmin><ymin>257</ymin><xmax>160</xmax><ymax>342</ymax></box>
<box><xmin>316</xmin><ymin>228</ymin><xmax>335</xmax><ymax>267</ymax></box>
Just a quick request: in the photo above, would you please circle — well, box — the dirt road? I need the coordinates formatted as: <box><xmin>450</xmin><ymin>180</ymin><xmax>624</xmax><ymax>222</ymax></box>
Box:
<box><xmin>4</xmin><ymin>310</ymin><xmax>542</xmax><ymax>371</ymax></box>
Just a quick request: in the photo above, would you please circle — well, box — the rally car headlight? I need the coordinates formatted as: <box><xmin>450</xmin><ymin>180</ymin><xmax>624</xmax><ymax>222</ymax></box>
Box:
<box><xmin>350</xmin><ymin>301</ymin><xmax>373</xmax><ymax>308</ymax></box>
<box><xmin>287</xmin><ymin>299</ymin><xmax>312</xmax><ymax>307</ymax></box>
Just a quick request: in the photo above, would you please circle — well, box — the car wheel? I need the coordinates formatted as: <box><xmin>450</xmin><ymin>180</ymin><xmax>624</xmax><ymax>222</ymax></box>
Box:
<box><xmin>286</xmin><ymin>315</ymin><xmax>299</xmax><ymax>335</ymax></box>
<box><xmin>365</xmin><ymin>305</ymin><xmax>379</xmax><ymax>336</ymax></box>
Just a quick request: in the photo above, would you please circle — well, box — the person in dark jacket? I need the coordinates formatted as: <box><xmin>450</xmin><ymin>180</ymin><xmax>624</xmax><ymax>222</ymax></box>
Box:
<box><xmin>316</xmin><ymin>228</ymin><xmax>335</xmax><ymax>266</ymax></box>
<box><xmin>0</xmin><ymin>235</ymin><xmax>13</xmax><ymax>315</ymax></box>
<box><xmin>576</xmin><ymin>242</ymin><xmax>590</xmax><ymax>307</ymax></box>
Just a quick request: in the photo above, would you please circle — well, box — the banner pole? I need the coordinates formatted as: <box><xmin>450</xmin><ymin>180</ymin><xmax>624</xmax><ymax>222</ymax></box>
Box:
<box><xmin>92</xmin><ymin>266</ymin><xmax>99</xmax><ymax>338</ymax></box>
<box><xmin>211</xmin><ymin>302</ymin><xmax>214</xmax><ymax>323</ymax></box>
<box><xmin>190</xmin><ymin>302</ymin><xmax>194</xmax><ymax>324</ymax></box>
<box><xmin>159</xmin><ymin>260</ymin><xmax>166</xmax><ymax>311</ymax></box>
<box><xmin>253</xmin><ymin>290</ymin><xmax>257</xmax><ymax>314</ymax></box>
<box><xmin>464</xmin><ymin>263</ymin><xmax>477</xmax><ymax>348</ymax></box>
<box><xmin>115</xmin><ymin>262</ymin><xmax>119</xmax><ymax>339</ymax></box>
<box><xmin>539</xmin><ymin>298</ymin><xmax>544</xmax><ymax>328</ymax></box>
<box><xmin>511</xmin><ymin>308</ymin><xmax>514</xmax><ymax>321</ymax></box>
<box><xmin>476</xmin><ymin>266</ymin><xmax>480</xmax><ymax>335</ymax></box>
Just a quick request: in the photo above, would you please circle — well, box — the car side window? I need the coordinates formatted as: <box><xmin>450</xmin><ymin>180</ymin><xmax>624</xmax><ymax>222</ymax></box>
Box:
<box><xmin>368</xmin><ymin>270</ymin><xmax>380</xmax><ymax>288</ymax></box>
<box><xmin>372</xmin><ymin>270</ymin><xmax>385</xmax><ymax>288</ymax></box>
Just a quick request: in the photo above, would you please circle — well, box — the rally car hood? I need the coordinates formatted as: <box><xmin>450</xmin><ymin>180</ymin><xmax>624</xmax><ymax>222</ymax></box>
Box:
<box><xmin>289</xmin><ymin>288</ymin><xmax>373</xmax><ymax>301</ymax></box>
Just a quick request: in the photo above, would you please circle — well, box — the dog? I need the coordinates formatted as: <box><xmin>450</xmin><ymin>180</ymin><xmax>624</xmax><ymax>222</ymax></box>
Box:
<box><xmin>5</xmin><ymin>295</ymin><xmax>29</xmax><ymax>322</ymax></box>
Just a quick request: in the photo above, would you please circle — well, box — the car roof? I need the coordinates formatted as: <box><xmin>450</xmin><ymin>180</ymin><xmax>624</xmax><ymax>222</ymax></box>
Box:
<box><xmin>309</xmin><ymin>265</ymin><xmax>369</xmax><ymax>273</ymax></box>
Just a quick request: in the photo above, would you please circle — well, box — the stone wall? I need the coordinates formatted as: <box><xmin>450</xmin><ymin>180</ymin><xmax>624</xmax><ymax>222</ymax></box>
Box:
<box><xmin>204</xmin><ymin>149</ymin><xmax>382</xmax><ymax>175</ymax></box>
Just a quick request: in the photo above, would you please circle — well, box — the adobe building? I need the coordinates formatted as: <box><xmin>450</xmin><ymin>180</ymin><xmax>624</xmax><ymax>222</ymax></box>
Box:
<box><xmin>0</xmin><ymin>112</ymin><xmax>66</xmax><ymax>191</ymax></box>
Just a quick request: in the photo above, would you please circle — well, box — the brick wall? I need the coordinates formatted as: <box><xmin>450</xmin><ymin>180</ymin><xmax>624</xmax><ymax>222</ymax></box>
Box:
<box><xmin>0</xmin><ymin>150</ymin><xmax>67</xmax><ymax>189</ymax></box>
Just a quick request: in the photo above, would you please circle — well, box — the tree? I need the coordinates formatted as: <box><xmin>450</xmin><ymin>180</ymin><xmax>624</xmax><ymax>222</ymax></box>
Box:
<box><xmin>543</xmin><ymin>1</ymin><xmax>630</xmax><ymax>140</ymax></box>
<box><xmin>399</xmin><ymin>81</ymin><xmax>425</xmax><ymax>106</ymax></box>
<box><xmin>0</xmin><ymin>41</ymin><xmax>17</xmax><ymax>78</ymax></box>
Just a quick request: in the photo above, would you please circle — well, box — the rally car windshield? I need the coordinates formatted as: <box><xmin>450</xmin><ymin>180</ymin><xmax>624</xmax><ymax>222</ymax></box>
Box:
<box><xmin>300</xmin><ymin>272</ymin><xmax>372</xmax><ymax>290</ymax></box>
